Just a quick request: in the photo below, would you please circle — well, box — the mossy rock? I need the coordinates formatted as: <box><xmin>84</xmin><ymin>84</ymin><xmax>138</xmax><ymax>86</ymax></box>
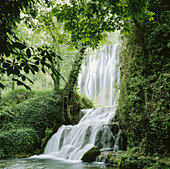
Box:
<box><xmin>81</xmin><ymin>147</ymin><xmax>101</xmax><ymax>162</ymax></box>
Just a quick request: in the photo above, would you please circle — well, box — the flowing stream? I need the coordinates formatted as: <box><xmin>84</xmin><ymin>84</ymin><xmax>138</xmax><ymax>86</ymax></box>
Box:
<box><xmin>37</xmin><ymin>107</ymin><xmax>119</xmax><ymax>161</ymax></box>
<box><xmin>0</xmin><ymin>158</ymin><xmax>118</xmax><ymax>169</ymax></box>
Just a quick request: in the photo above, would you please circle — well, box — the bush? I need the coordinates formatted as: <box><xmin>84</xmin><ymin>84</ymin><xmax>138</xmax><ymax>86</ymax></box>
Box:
<box><xmin>0</xmin><ymin>128</ymin><xmax>40</xmax><ymax>157</ymax></box>
<box><xmin>13</xmin><ymin>93</ymin><xmax>63</xmax><ymax>138</ymax></box>
<box><xmin>0</xmin><ymin>88</ymin><xmax>94</xmax><ymax>158</ymax></box>
<box><xmin>116</xmin><ymin>0</ymin><xmax>170</xmax><ymax>156</ymax></box>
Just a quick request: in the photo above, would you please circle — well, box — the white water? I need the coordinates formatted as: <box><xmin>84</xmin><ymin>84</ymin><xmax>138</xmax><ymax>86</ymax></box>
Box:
<box><xmin>32</xmin><ymin>44</ymin><xmax>120</xmax><ymax>161</ymax></box>
<box><xmin>78</xmin><ymin>44</ymin><xmax>119</xmax><ymax>106</ymax></box>
<box><xmin>42</xmin><ymin>107</ymin><xmax>119</xmax><ymax>161</ymax></box>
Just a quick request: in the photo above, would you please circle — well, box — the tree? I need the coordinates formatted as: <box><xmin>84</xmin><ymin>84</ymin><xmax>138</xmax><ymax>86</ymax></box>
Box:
<box><xmin>0</xmin><ymin>0</ymin><xmax>153</xmax><ymax>90</ymax></box>
<box><xmin>50</xmin><ymin>0</ymin><xmax>154</xmax><ymax>91</ymax></box>
<box><xmin>0</xmin><ymin>0</ymin><xmax>59</xmax><ymax>90</ymax></box>
<box><xmin>53</xmin><ymin>0</ymin><xmax>154</xmax><ymax>49</ymax></box>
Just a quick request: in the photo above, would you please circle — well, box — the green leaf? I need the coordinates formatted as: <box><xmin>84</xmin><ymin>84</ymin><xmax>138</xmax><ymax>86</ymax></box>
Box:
<box><xmin>42</xmin><ymin>67</ymin><xmax>45</xmax><ymax>73</ymax></box>
<box><xmin>26</xmin><ymin>48</ymin><xmax>31</xmax><ymax>58</ymax></box>
<box><xmin>24</xmin><ymin>65</ymin><xmax>29</xmax><ymax>74</ymax></box>
<box><xmin>5</xmin><ymin>50</ymin><xmax>10</xmax><ymax>57</ymax></box>
<box><xmin>13</xmin><ymin>66</ymin><xmax>20</xmax><ymax>75</ymax></box>
<box><xmin>12</xmin><ymin>78</ymin><xmax>32</xmax><ymax>90</ymax></box>
<box><xmin>7</xmin><ymin>66</ymin><xmax>14</xmax><ymax>75</ymax></box>
<box><xmin>13</xmin><ymin>42</ymin><xmax>27</xmax><ymax>50</ymax></box>
<box><xmin>25</xmin><ymin>76</ymin><xmax>34</xmax><ymax>84</ymax></box>
<box><xmin>31</xmin><ymin>64</ymin><xmax>39</xmax><ymax>72</ymax></box>
<box><xmin>35</xmin><ymin>60</ymin><xmax>39</xmax><ymax>65</ymax></box>
<box><xmin>30</xmin><ymin>67</ymin><xmax>35</xmax><ymax>75</ymax></box>
<box><xmin>56</xmin><ymin>54</ymin><xmax>63</xmax><ymax>60</ymax></box>
<box><xmin>22</xmin><ymin>75</ymin><xmax>26</xmax><ymax>81</ymax></box>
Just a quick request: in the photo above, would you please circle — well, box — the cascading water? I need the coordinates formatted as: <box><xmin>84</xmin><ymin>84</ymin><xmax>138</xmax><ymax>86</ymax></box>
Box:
<box><xmin>42</xmin><ymin>107</ymin><xmax>119</xmax><ymax>161</ymax></box>
<box><xmin>34</xmin><ymin>44</ymin><xmax>120</xmax><ymax>162</ymax></box>
<box><xmin>78</xmin><ymin>43</ymin><xmax>119</xmax><ymax>106</ymax></box>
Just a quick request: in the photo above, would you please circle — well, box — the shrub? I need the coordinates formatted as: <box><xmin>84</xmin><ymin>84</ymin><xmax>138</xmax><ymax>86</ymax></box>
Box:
<box><xmin>13</xmin><ymin>93</ymin><xmax>63</xmax><ymax>138</ymax></box>
<box><xmin>0</xmin><ymin>128</ymin><xmax>40</xmax><ymax>157</ymax></box>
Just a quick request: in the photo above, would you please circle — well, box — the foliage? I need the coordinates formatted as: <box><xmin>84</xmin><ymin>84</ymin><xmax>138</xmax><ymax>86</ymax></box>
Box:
<box><xmin>119</xmin><ymin>149</ymin><xmax>170</xmax><ymax>169</ymax></box>
<box><xmin>13</xmin><ymin>92</ymin><xmax>63</xmax><ymax>138</ymax></box>
<box><xmin>81</xmin><ymin>94</ymin><xmax>94</xmax><ymax>109</ymax></box>
<box><xmin>0</xmin><ymin>0</ymin><xmax>154</xmax><ymax>90</ymax></box>
<box><xmin>54</xmin><ymin>0</ymin><xmax>154</xmax><ymax>49</ymax></box>
<box><xmin>0</xmin><ymin>88</ymin><xmax>52</xmax><ymax>130</ymax></box>
<box><xmin>0</xmin><ymin>88</ymin><xmax>94</xmax><ymax>158</ymax></box>
<box><xmin>116</xmin><ymin>0</ymin><xmax>170</xmax><ymax>157</ymax></box>
<box><xmin>0</xmin><ymin>0</ymin><xmax>62</xmax><ymax>90</ymax></box>
<box><xmin>0</xmin><ymin>128</ymin><xmax>40</xmax><ymax>158</ymax></box>
<box><xmin>104</xmin><ymin>151</ymin><xmax>117</xmax><ymax>166</ymax></box>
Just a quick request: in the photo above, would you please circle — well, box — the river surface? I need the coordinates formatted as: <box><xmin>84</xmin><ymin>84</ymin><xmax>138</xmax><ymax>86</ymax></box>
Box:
<box><xmin>0</xmin><ymin>158</ymin><xmax>118</xmax><ymax>169</ymax></box>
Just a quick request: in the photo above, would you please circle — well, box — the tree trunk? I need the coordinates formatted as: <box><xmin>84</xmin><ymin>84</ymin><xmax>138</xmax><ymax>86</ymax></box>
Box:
<box><xmin>64</xmin><ymin>46</ymin><xmax>86</xmax><ymax>93</ymax></box>
<box><xmin>63</xmin><ymin>45</ymin><xmax>86</xmax><ymax>124</ymax></box>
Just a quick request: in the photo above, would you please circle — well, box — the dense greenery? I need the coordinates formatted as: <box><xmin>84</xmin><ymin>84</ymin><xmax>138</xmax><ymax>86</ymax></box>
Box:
<box><xmin>0</xmin><ymin>88</ymin><xmax>94</xmax><ymax>158</ymax></box>
<box><xmin>0</xmin><ymin>0</ymin><xmax>169</xmax><ymax>167</ymax></box>
<box><xmin>0</xmin><ymin>128</ymin><xmax>40</xmax><ymax>157</ymax></box>
<box><xmin>0</xmin><ymin>0</ymin><xmax>154</xmax><ymax>90</ymax></box>
<box><xmin>116</xmin><ymin>0</ymin><xmax>169</xmax><ymax>161</ymax></box>
<box><xmin>0</xmin><ymin>0</ymin><xmax>62</xmax><ymax>90</ymax></box>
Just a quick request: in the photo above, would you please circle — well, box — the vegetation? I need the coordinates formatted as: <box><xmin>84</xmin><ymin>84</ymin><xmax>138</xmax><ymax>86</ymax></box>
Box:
<box><xmin>114</xmin><ymin>0</ymin><xmax>170</xmax><ymax>167</ymax></box>
<box><xmin>0</xmin><ymin>0</ymin><xmax>169</xmax><ymax>167</ymax></box>
<box><xmin>0</xmin><ymin>88</ymin><xmax>94</xmax><ymax>158</ymax></box>
<box><xmin>119</xmin><ymin>148</ymin><xmax>170</xmax><ymax>169</ymax></box>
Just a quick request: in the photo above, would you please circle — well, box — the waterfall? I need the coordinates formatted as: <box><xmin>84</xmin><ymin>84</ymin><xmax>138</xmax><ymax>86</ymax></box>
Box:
<box><xmin>43</xmin><ymin>107</ymin><xmax>120</xmax><ymax>161</ymax></box>
<box><xmin>33</xmin><ymin>43</ymin><xmax>120</xmax><ymax>162</ymax></box>
<box><xmin>78</xmin><ymin>43</ymin><xmax>119</xmax><ymax>106</ymax></box>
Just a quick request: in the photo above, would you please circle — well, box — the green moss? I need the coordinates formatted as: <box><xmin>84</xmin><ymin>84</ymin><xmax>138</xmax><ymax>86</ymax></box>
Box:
<box><xmin>119</xmin><ymin>148</ymin><xmax>170</xmax><ymax>169</ymax></box>
<box><xmin>81</xmin><ymin>147</ymin><xmax>101</xmax><ymax>162</ymax></box>
<box><xmin>119</xmin><ymin>155</ymin><xmax>170</xmax><ymax>169</ymax></box>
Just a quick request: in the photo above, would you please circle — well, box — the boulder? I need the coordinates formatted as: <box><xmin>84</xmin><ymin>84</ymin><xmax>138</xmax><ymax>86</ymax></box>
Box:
<box><xmin>81</xmin><ymin>147</ymin><xmax>101</xmax><ymax>162</ymax></box>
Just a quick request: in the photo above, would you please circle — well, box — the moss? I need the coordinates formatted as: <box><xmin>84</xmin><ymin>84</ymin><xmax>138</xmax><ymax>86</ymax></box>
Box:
<box><xmin>117</xmin><ymin>1</ymin><xmax>170</xmax><ymax>156</ymax></box>
<box><xmin>81</xmin><ymin>147</ymin><xmax>101</xmax><ymax>162</ymax></box>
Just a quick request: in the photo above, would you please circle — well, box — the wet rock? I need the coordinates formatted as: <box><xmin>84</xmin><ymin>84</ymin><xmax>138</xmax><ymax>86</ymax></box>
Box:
<box><xmin>81</xmin><ymin>147</ymin><xmax>101</xmax><ymax>162</ymax></box>
<box><xmin>109</xmin><ymin>122</ymin><xmax>119</xmax><ymax>136</ymax></box>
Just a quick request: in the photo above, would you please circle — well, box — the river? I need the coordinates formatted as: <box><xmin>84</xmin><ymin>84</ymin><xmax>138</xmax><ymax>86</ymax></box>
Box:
<box><xmin>0</xmin><ymin>158</ymin><xmax>118</xmax><ymax>169</ymax></box>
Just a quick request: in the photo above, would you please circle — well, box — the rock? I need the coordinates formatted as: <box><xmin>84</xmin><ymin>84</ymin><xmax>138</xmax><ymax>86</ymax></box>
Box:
<box><xmin>119</xmin><ymin>131</ymin><xmax>127</xmax><ymax>151</ymax></box>
<box><xmin>81</xmin><ymin>147</ymin><xmax>101</xmax><ymax>162</ymax></box>
<box><xmin>109</xmin><ymin>122</ymin><xmax>119</xmax><ymax>136</ymax></box>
